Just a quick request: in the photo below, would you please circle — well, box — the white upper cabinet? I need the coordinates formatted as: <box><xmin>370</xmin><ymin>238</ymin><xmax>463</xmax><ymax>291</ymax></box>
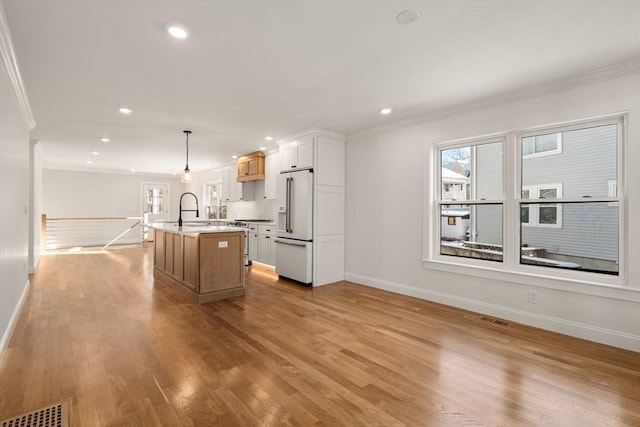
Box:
<box><xmin>264</xmin><ymin>153</ymin><xmax>278</xmax><ymax>199</ymax></box>
<box><xmin>222</xmin><ymin>165</ymin><xmax>246</xmax><ymax>202</ymax></box>
<box><xmin>278</xmin><ymin>134</ymin><xmax>314</xmax><ymax>173</ymax></box>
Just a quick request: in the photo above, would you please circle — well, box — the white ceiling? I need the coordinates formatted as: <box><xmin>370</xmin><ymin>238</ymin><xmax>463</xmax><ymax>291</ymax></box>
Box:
<box><xmin>3</xmin><ymin>0</ymin><xmax>640</xmax><ymax>176</ymax></box>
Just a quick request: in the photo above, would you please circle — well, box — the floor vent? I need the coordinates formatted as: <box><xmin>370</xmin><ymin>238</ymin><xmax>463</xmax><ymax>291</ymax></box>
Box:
<box><xmin>481</xmin><ymin>316</ymin><xmax>509</xmax><ymax>326</ymax></box>
<box><xmin>1</xmin><ymin>401</ymin><xmax>69</xmax><ymax>427</ymax></box>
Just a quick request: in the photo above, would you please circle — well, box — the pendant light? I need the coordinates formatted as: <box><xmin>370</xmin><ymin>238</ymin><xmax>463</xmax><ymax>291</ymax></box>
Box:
<box><xmin>181</xmin><ymin>130</ymin><xmax>192</xmax><ymax>183</ymax></box>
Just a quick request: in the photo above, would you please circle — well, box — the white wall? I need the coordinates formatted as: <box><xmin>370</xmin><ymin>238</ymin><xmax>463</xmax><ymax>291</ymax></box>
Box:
<box><xmin>0</xmin><ymin>34</ymin><xmax>31</xmax><ymax>355</ymax></box>
<box><xmin>28</xmin><ymin>140</ymin><xmax>42</xmax><ymax>272</ymax></box>
<box><xmin>42</xmin><ymin>169</ymin><xmax>183</xmax><ymax>219</ymax></box>
<box><xmin>345</xmin><ymin>66</ymin><xmax>640</xmax><ymax>351</ymax></box>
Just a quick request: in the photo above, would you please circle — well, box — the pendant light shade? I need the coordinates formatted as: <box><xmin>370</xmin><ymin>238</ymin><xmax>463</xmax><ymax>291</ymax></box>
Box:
<box><xmin>181</xmin><ymin>130</ymin><xmax>192</xmax><ymax>183</ymax></box>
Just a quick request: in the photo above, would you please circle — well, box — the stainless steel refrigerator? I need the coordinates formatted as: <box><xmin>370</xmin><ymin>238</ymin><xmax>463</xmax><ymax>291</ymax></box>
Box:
<box><xmin>275</xmin><ymin>169</ymin><xmax>313</xmax><ymax>284</ymax></box>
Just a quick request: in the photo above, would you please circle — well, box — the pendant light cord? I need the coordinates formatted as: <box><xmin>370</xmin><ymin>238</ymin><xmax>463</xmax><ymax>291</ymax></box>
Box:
<box><xmin>184</xmin><ymin>130</ymin><xmax>191</xmax><ymax>170</ymax></box>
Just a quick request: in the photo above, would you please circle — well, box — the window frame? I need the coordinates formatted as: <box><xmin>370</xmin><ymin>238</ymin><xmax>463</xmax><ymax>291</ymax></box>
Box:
<box><xmin>429</xmin><ymin>135</ymin><xmax>507</xmax><ymax>269</ymax></box>
<box><xmin>424</xmin><ymin>114</ymin><xmax>626</xmax><ymax>289</ymax></box>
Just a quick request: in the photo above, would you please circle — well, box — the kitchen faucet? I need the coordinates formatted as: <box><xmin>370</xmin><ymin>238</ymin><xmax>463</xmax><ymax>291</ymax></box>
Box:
<box><xmin>178</xmin><ymin>192</ymin><xmax>199</xmax><ymax>227</ymax></box>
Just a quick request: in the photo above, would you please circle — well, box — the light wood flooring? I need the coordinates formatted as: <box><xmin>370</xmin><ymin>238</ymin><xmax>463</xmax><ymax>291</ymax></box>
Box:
<box><xmin>0</xmin><ymin>245</ymin><xmax>638</xmax><ymax>426</ymax></box>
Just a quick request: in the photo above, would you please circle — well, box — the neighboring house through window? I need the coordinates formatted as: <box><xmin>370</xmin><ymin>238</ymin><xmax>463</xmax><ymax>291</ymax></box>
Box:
<box><xmin>521</xmin><ymin>184</ymin><xmax>563</xmax><ymax>228</ymax></box>
<box><xmin>522</xmin><ymin>132</ymin><xmax>562</xmax><ymax>158</ymax></box>
<box><xmin>427</xmin><ymin>115</ymin><xmax>623</xmax><ymax>284</ymax></box>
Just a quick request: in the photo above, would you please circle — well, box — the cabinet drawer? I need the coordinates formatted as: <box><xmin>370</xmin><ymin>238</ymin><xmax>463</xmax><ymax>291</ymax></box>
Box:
<box><xmin>258</xmin><ymin>224</ymin><xmax>276</xmax><ymax>236</ymax></box>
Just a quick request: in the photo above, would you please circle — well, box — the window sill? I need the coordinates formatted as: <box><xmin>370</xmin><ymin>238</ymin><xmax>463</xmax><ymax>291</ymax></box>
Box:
<box><xmin>422</xmin><ymin>257</ymin><xmax>639</xmax><ymax>303</ymax></box>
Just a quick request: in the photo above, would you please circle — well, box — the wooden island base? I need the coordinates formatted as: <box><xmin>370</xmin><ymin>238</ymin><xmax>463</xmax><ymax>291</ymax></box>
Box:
<box><xmin>152</xmin><ymin>228</ymin><xmax>245</xmax><ymax>304</ymax></box>
<box><xmin>153</xmin><ymin>267</ymin><xmax>244</xmax><ymax>303</ymax></box>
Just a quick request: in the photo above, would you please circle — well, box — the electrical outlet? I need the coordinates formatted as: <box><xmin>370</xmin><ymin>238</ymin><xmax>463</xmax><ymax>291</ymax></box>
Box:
<box><xmin>528</xmin><ymin>290</ymin><xmax>538</xmax><ymax>304</ymax></box>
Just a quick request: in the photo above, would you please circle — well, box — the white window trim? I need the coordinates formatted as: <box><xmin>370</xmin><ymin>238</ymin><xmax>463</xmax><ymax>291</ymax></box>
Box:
<box><xmin>522</xmin><ymin>132</ymin><xmax>562</xmax><ymax>159</ymax></box>
<box><xmin>608</xmin><ymin>180</ymin><xmax>618</xmax><ymax>207</ymax></box>
<box><xmin>423</xmin><ymin>114</ymin><xmax>627</xmax><ymax>293</ymax></box>
<box><xmin>521</xmin><ymin>183</ymin><xmax>563</xmax><ymax>228</ymax></box>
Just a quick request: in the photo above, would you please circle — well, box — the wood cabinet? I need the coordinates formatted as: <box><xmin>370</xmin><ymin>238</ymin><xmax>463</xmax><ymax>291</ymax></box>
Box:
<box><xmin>278</xmin><ymin>135</ymin><xmax>313</xmax><ymax>172</ymax></box>
<box><xmin>172</xmin><ymin>232</ymin><xmax>183</xmax><ymax>280</ymax></box>
<box><xmin>182</xmin><ymin>235</ymin><xmax>199</xmax><ymax>291</ymax></box>
<box><xmin>237</xmin><ymin>151</ymin><xmax>265</xmax><ymax>182</ymax></box>
<box><xmin>165</xmin><ymin>231</ymin><xmax>174</xmax><ymax>276</ymax></box>
<box><xmin>152</xmin><ymin>229</ymin><xmax>245</xmax><ymax>303</ymax></box>
<box><xmin>154</xmin><ymin>229</ymin><xmax>165</xmax><ymax>270</ymax></box>
<box><xmin>199</xmin><ymin>233</ymin><xmax>244</xmax><ymax>293</ymax></box>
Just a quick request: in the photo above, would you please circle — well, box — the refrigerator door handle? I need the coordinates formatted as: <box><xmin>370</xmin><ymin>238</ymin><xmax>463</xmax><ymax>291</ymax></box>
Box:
<box><xmin>274</xmin><ymin>239</ymin><xmax>307</xmax><ymax>247</ymax></box>
<box><xmin>285</xmin><ymin>177</ymin><xmax>293</xmax><ymax>233</ymax></box>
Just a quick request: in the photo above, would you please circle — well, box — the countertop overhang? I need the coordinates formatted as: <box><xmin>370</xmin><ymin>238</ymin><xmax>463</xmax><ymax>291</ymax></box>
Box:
<box><xmin>147</xmin><ymin>222</ymin><xmax>247</xmax><ymax>236</ymax></box>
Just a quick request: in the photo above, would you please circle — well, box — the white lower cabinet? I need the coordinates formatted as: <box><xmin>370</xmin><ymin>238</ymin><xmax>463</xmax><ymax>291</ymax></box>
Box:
<box><xmin>248</xmin><ymin>223</ymin><xmax>276</xmax><ymax>266</ymax></box>
<box><xmin>248</xmin><ymin>229</ymin><xmax>259</xmax><ymax>262</ymax></box>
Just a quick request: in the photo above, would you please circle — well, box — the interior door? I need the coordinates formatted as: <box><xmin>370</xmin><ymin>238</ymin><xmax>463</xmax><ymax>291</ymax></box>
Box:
<box><xmin>142</xmin><ymin>183</ymin><xmax>169</xmax><ymax>241</ymax></box>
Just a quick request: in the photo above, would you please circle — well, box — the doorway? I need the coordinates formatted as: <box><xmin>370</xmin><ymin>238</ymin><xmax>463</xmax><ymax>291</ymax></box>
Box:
<box><xmin>141</xmin><ymin>182</ymin><xmax>170</xmax><ymax>241</ymax></box>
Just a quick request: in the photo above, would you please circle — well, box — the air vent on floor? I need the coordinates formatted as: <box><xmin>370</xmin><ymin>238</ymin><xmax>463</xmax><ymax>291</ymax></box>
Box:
<box><xmin>1</xmin><ymin>401</ymin><xmax>69</xmax><ymax>427</ymax></box>
<box><xmin>481</xmin><ymin>316</ymin><xmax>510</xmax><ymax>326</ymax></box>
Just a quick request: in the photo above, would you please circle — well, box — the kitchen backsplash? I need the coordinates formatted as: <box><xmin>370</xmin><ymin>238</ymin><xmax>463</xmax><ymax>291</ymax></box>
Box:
<box><xmin>226</xmin><ymin>181</ymin><xmax>278</xmax><ymax>220</ymax></box>
<box><xmin>227</xmin><ymin>198</ymin><xmax>278</xmax><ymax>221</ymax></box>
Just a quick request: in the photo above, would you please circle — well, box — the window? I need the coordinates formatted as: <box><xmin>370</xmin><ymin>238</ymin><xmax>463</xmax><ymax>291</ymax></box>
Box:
<box><xmin>428</xmin><ymin>116</ymin><xmax>623</xmax><ymax>282</ymax></box>
<box><xmin>204</xmin><ymin>181</ymin><xmax>225</xmax><ymax>219</ymax></box>
<box><xmin>522</xmin><ymin>132</ymin><xmax>562</xmax><ymax>158</ymax></box>
<box><xmin>438</xmin><ymin>139</ymin><xmax>503</xmax><ymax>262</ymax></box>
<box><xmin>145</xmin><ymin>188</ymin><xmax>164</xmax><ymax>214</ymax></box>
<box><xmin>521</xmin><ymin>184</ymin><xmax>563</xmax><ymax>228</ymax></box>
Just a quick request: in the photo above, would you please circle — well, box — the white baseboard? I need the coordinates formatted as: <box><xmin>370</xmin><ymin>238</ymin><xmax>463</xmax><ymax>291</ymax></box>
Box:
<box><xmin>345</xmin><ymin>272</ymin><xmax>640</xmax><ymax>353</ymax></box>
<box><xmin>28</xmin><ymin>253</ymin><xmax>41</xmax><ymax>274</ymax></box>
<box><xmin>0</xmin><ymin>279</ymin><xmax>30</xmax><ymax>363</ymax></box>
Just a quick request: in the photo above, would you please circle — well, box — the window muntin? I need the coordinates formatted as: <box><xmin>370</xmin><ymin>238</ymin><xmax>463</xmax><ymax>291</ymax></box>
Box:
<box><xmin>430</xmin><ymin>116</ymin><xmax>623</xmax><ymax>283</ymax></box>
<box><xmin>145</xmin><ymin>188</ymin><xmax>164</xmax><ymax>214</ymax></box>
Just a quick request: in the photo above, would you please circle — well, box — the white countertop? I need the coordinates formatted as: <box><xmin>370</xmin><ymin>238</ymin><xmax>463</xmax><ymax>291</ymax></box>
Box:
<box><xmin>147</xmin><ymin>222</ymin><xmax>247</xmax><ymax>236</ymax></box>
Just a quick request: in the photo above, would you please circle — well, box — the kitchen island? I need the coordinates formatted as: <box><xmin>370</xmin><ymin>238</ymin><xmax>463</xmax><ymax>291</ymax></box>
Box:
<box><xmin>148</xmin><ymin>222</ymin><xmax>245</xmax><ymax>304</ymax></box>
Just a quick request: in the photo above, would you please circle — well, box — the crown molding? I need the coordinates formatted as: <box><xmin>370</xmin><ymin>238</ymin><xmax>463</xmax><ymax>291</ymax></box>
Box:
<box><xmin>276</xmin><ymin>127</ymin><xmax>346</xmax><ymax>145</ymax></box>
<box><xmin>0</xmin><ymin>3</ymin><xmax>35</xmax><ymax>130</ymax></box>
<box><xmin>351</xmin><ymin>59</ymin><xmax>640</xmax><ymax>139</ymax></box>
<box><xmin>43</xmin><ymin>165</ymin><xmax>181</xmax><ymax>179</ymax></box>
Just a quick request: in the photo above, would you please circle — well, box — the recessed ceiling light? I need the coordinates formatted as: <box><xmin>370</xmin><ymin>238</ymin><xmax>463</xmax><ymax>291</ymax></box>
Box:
<box><xmin>380</xmin><ymin>107</ymin><xmax>392</xmax><ymax>115</ymax></box>
<box><xmin>119</xmin><ymin>107</ymin><xmax>132</xmax><ymax>114</ymax></box>
<box><xmin>396</xmin><ymin>10</ymin><xmax>419</xmax><ymax>25</ymax></box>
<box><xmin>259</xmin><ymin>147</ymin><xmax>266</xmax><ymax>151</ymax></box>
<box><xmin>91</xmin><ymin>151</ymin><xmax>100</xmax><ymax>156</ymax></box>
<box><xmin>131</xmin><ymin>169</ymin><xmax>136</xmax><ymax>173</ymax></box>
<box><xmin>265</xmin><ymin>136</ymin><xmax>273</xmax><ymax>141</ymax></box>
<box><xmin>232</xmin><ymin>155</ymin><xmax>238</xmax><ymax>159</ymax></box>
<box><xmin>99</xmin><ymin>137</ymin><xmax>110</xmax><ymax>143</ymax></box>
<box><xmin>166</xmin><ymin>24</ymin><xmax>189</xmax><ymax>39</ymax></box>
<box><xmin>86</xmin><ymin>160</ymin><xmax>93</xmax><ymax>164</ymax></box>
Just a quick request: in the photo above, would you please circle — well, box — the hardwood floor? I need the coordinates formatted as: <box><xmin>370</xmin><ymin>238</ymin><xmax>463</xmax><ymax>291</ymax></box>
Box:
<box><xmin>0</xmin><ymin>245</ymin><xmax>638</xmax><ymax>426</ymax></box>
